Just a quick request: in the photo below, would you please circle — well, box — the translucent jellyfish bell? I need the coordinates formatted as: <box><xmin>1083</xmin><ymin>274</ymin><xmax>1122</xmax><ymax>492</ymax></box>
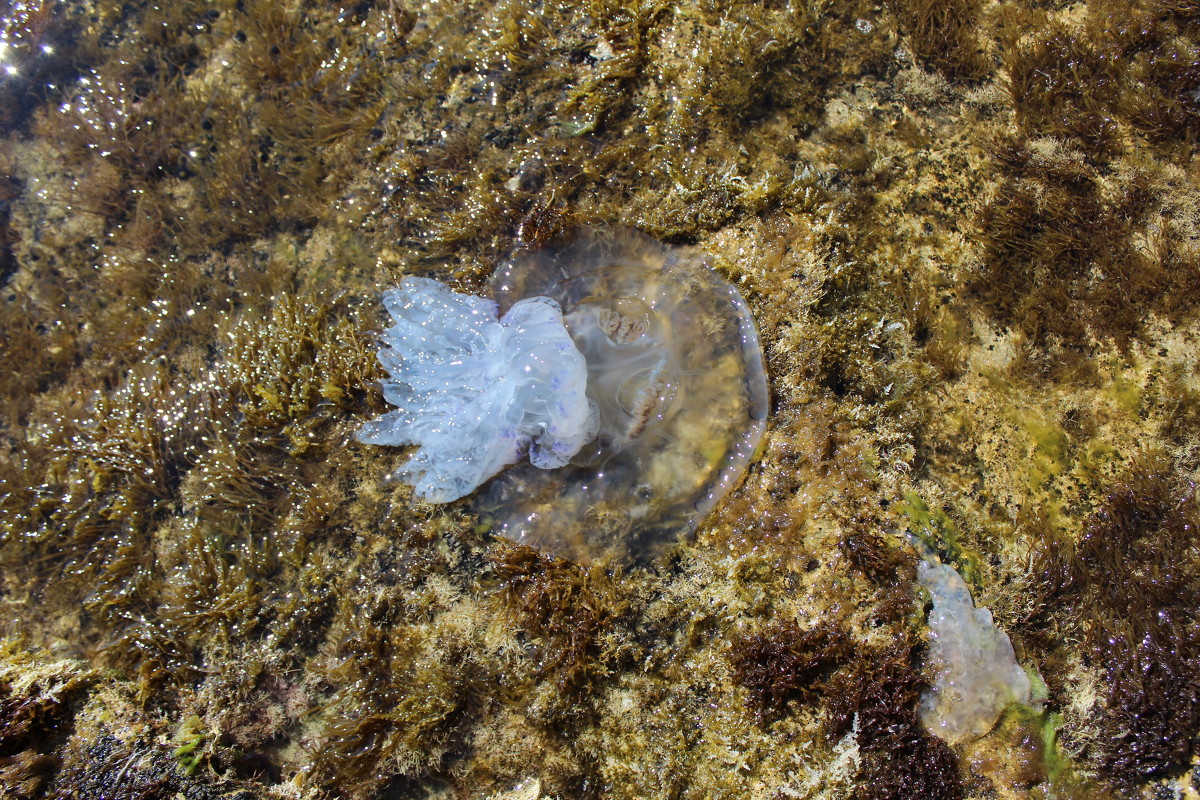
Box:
<box><xmin>475</xmin><ymin>227</ymin><xmax>769</xmax><ymax>563</ymax></box>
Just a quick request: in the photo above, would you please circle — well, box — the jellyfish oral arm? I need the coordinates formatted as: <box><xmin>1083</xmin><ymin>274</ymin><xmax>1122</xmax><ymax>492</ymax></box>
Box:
<box><xmin>356</xmin><ymin>277</ymin><xmax>598</xmax><ymax>503</ymax></box>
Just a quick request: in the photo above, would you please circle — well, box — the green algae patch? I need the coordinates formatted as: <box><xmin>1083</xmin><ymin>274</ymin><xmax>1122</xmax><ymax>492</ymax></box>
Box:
<box><xmin>1105</xmin><ymin>371</ymin><xmax>1142</xmax><ymax>416</ymax></box>
<box><xmin>900</xmin><ymin>492</ymin><xmax>982</xmax><ymax>587</ymax></box>
<box><xmin>171</xmin><ymin>716</ymin><xmax>206</xmax><ymax>777</ymax></box>
<box><xmin>0</xmin><ymin>0</ymin><xmax>1199</xmax><ymax>796</ymax></box>
<box><xmin>1011</xmin><ymin>409</ymin><xmax>1071</xmax><ymax>493</ymax></box>
<box><xmin>963</xmin><ymin>704</ymin><xmax>1102</xmax><ymax>800</ymax></box>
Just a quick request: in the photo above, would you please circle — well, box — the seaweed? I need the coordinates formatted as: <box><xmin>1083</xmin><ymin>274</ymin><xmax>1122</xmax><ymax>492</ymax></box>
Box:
<box><xmin>732</xmin><ymin>619</ymin><xmax>854</xmax><ymax>723</ymax></box>
<box><xmin>1003</xmin><ymin>1</ymin><xmax>1199</xmax><ymax>151</ymax></box>
<box><xmin>971</xmin><ymin>137</ymin><xmax>1163</xmax><ymax>348</ymax></box>
<box><xmin>0</xmin><ymin>640</ymin><xmax>93</xmax><ymax>798</ymax></box>
<box><xmin>0</xmin><ymin>293</ymin><xmax>78</xmax><ymax>426</ymax></box>
<box><xmin>45</xmin><ymin>733</ymin><xmax>252</xmax><ymax>800</ymax></box>
<box><xmin>899</xmin><ymin>492</ymin><xmax>982</xmax><ymax>586</ymax></box>
<box><xmin>1024</xmin><ymin>452</ymin><xmax>1200</xmax><ymax>790</ymax></box>
<box><xmin>825</xmin><ymin>638</ymin><xmax>966</xmax><ymax>800</ymax></box>
<box><xmin>839</xmin><ymin>530</ymin><xmax>912</xmax><ymax>586</ymax></box>
<box><xmin>1005</xmin><ymin>29</ymin><xmax>1122</xmax><ymax>155</ymax></box>
<box><xmin>973</xmin><ymin>0</ymin><xmax>1200</xmax><ymax>354</ymax></box>
<box><xmin>888</xmin><ymin>0</ymin><xmax>988</xmax><ymax>81</ymax></box>
<box><xmin>964</xmin><ymin>705</ymin><xmax>1104</xmax><ymax>798</ymax></box>
<box><xmin>838</xmin><ymin>529</ymin><xmax>919</xmax><ymax>625</ymax></box>
<box><xmin>306</xmin><ymin>566</ymin><xmax>492</xmax><ymax>796</ymax></box>
<box><xmin>1</xmin><ymin>0</ymin><xmax>1195</xmax><ymax>795</ymax></box>
<box><xmin>491</xmin><ymin>545</ymin><xmax>631</xmax><ymax>696</ymax></box>
<box><xmin>216</xmin><ymin>290</ymin><xmax>379</xmax><ymax>438</ymax></box>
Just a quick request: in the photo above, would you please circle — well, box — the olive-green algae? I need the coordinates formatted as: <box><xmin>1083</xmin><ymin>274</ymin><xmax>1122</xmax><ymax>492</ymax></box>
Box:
<box><xmin>1</xmin><ymin>0</ymin><xmax>1200</xmax><ymax>798</ymax></box>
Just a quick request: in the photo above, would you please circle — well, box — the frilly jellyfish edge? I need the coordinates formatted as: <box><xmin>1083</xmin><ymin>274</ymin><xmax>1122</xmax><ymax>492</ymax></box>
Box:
<box><xmin>355</xmin><ymin>276</ymin><xmax>598</xmax><ymax>503</ymax></box>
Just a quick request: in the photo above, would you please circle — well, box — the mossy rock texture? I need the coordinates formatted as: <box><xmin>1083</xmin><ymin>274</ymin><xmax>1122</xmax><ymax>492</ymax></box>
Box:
<box><xmin>2</xmin><ymin>0</ymin><xmax>1200</xmax><ymax>798</ymax></box>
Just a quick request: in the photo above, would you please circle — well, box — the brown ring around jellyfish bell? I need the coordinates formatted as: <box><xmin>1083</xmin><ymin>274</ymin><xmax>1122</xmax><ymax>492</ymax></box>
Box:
<box><xmin>476</xmin><ymin>226</ymin><xmax>769</xmax><ymax>564</ymax></box>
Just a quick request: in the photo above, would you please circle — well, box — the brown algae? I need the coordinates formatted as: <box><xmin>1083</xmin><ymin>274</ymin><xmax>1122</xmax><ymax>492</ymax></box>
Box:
<box><xmin>1</xmin><ymin>0</ymin><xmax>1200</xmax><ymax>797</ymax></box>
<box><xmin>475</xmin><ymin>227</ymin><xmax>770</xmax><ymax>563</ymax></box>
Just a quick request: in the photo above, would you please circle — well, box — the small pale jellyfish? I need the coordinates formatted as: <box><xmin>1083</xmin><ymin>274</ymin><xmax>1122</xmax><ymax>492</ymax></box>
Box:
<box><xmin>358</xmin><ymin>227</ymin><xmax>769</xmax><ymax>563</ymax></box>
<box><xmin>915</xmin><ymin>545</ymin><xmax>1033</xmax><ymax>744</ymax></box>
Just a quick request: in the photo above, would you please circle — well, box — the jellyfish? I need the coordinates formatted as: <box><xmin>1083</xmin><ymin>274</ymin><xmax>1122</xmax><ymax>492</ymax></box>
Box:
<box><xmin>359</xmin><ymin>227</ymin><xmax>769</xmax><ymax>563</ymax></box>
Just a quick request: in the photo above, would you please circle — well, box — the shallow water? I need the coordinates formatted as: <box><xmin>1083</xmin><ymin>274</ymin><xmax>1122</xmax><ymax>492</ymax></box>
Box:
<box><xmin>0</xmin><ymin>0</ymin><xmax>1198</xmax><ymax>798</ymax></box>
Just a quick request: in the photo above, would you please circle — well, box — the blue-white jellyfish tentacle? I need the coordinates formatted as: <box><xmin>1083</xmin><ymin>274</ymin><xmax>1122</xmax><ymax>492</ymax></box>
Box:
<box><xmin>356</xmin><ymin>276</ymin><xmax>598</xmax><ymax>503</ymax></box>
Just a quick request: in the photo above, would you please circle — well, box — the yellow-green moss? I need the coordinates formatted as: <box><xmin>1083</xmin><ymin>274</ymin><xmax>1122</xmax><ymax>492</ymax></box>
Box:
<box><xmin>1</xmin><ymin>0</ymin><xmax>1199</xmax><ymax>797</ymax></box>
